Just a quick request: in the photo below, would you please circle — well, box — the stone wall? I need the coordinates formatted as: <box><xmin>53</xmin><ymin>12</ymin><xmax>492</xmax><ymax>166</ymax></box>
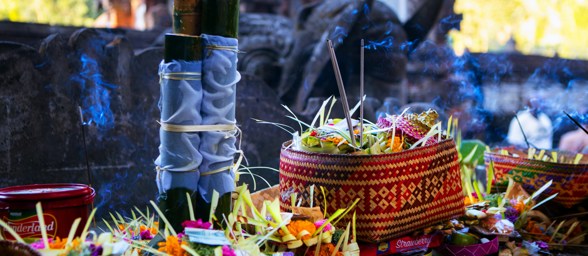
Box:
<box><xmin>0</xmin><ymin>27</ymin><xmax>295</xmax><ymax>218</ymax></box>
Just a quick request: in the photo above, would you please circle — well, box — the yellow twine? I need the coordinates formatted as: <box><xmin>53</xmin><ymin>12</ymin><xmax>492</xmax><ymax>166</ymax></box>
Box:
<box><xmin>205</xmin><ymin>45</ymin><xmax>240</xmax><ymax>53</ymax></box>
<box><xmin>159</xmin><ymin>122</ymin><xmax>236</xmax><ymax>133</ymax></box>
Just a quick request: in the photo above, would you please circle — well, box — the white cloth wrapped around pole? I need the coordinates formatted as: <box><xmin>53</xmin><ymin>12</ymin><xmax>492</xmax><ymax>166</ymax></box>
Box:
<box><xmin>198</xmin><ymin>34</ymin><xmax>240</xmax><ymax>202</ymax></box>
<box><xmin>155</xmin><ymin>60</ymin><xmax>203</xmax><ymax>193</ymax></box>
<box><xmin>155</xmin><ymin>35</ymin><xmax>240</xmax><ymax>203</ymax></box>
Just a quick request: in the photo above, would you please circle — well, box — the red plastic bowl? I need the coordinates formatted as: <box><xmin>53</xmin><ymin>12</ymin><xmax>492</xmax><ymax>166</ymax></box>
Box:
<box><xmin>0</xmin><ymin>183</ymin><xmax>95</xmax><ymax>240</ymax></box>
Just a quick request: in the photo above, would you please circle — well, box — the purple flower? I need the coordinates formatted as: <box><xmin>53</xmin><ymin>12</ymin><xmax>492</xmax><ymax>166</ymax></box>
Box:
<box><xmin>90</xmin><ymin>244</ymin><xmax>103</xmax><ymax>256</ymax></box>
<box><xmin>140</xmin><ymin>229</ymin><xmax>153</xmax><ymax>240</ymax></box>
<box><xmin>504</xmin><ymin>206</ymin><xmax>519</xmax><ymax>223</ymax></box>
<box><xmin>534</xmin><ymin>241</ymin><xmax>549</xmax><ymax>250</ymax></box>
<box><xmin>222</xmin><ymin>245</ymin><xmax>236</xmax><ymax>256</ymax></box>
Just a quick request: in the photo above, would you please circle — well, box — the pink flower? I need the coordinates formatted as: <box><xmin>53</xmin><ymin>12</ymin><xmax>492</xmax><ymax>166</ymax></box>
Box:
<box><xmin>222</xmin><ymin>245</ymin><xmax>236</xmax><ymax>256</ymax></box>
<box><xmin>140</xmin><ymin>229</ymin><xmax>153</xmax><ymax>240</ymax></box>
<box><xmin>377</xmin><ymin>117</ymin><xmax>393</xmax><ymax>128</ymax></box>
<box><xmin>181</xmin><ymin>219</ymin><xmax>212</xmax><ymax>230</ymax></box>
<box><xmin>314</xmin><ymin>219</ymin><xmax>333</xmax><ymax>232</ymax></box>
<box><xmin>30</xmin><ymin>238</ymin><xmax>53</xmax><ymax>249</ymax></box>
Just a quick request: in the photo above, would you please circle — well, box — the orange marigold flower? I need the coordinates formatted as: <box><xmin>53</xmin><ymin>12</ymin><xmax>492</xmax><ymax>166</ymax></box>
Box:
<box><xmin>306</xmin><ymin>243</ymin><xmax>343</xmax><ymax>256</ymax></box>
<box><xmin>49</xmin><ymin>237</ymin><xmax>67</xmax><ymax>249</ymax></box>
<box><xmin>158</xmin><ymin>235</ymin><xmax>188</xmax><ymax>256</ymax></box>
<box><xmin>279</xmin><ymin>220</ymin><xmax>317</xmax><ymax>240</ymax></box>
<box><xmin>150</xmin><ymin>227</ymin><xmax>158</xmax><ymax>235</ymax></box>
<box><xmin>513</xmin><ymin>201</ymin><xmax>525</xmax><ymax>213</ymax></box>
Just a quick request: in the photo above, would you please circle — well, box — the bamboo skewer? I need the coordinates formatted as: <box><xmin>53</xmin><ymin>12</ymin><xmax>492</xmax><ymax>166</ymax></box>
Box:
<box><xmin>78</xmin><ymin>106</ymin><xmax>93</xmax><ymax>187</ymax></box>
<box><xmin>327</xmin><ymin>40</ymin><xmax>356</xmax><ymax>148</ymax></box>
<box><xmin>564</xmin><ymin>111</ymin><xmax>588</xmax><ymax>135</ymax></box>
<box><xmin>359</xmin><ymin>39</ymin><xmax>365</xmax><ymax>148</ymax></box>
<box><xmin>514</xmin><ymin>112</ymin><xmax>531</xmax><ymax>149</ymax></box>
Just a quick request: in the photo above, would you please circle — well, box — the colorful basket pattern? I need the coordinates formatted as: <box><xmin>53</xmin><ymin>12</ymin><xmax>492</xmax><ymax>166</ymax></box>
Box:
<box><xmin>279</xmin><ymin>139</ymin><xmax>465</xmax><ymax>243</ymax></box>
<box><xmin>439</xmin><ymin>236</ymin><xmax>499</xmax><ymax>256</ymax></box>
<box><xmin>485</xmin><ymin>150</ymin><xmax>588</xmax><ymax>208</ymax></box>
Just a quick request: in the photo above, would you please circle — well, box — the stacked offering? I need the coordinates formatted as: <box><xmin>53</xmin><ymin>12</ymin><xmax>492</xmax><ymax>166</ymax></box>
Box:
<box><xmin>272</xmin><ymin>98</ymin><xmax>465</xmax><ymax>243</ymax></box>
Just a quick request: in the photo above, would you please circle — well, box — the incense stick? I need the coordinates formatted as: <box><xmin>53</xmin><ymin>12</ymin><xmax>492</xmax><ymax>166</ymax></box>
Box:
<box><xmin>327</xmin><ymin>40</ymin><xmax>356</xmax><ymax>147</ymax></box>
<box><xmin>564</xmin><ymin>111</ymin><xmax>588</xmax><ymax>135</ymax></box>
<box><xmin>359</xmin><ymin>39</ymin><xmax>365</xmax><ymax>148</ymax></box>
<box><xmin>78</xmin><ymin>106</ymin><xmax>93</xmax><ymax>186</ymax></box>
<box><xmin>513</xmin><ymin>112</ymin><xmax>531</xmax><ymax>148</ymax></box>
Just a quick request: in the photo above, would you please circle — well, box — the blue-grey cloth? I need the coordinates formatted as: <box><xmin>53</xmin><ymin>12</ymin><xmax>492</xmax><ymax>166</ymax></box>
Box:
<box><xmin>155</xmin><ymin>35</ymin><xmax>240</xmax><ymax>203</ymax></box>
<box><xmin>198</xmin><ymin>34</ymin><xmax>240</xmax><ymax>202</ymax></box>
<box><xmin>155</xmin><ymin>60</ymin><xmax>203</xmax><ymax>193</ymax></box>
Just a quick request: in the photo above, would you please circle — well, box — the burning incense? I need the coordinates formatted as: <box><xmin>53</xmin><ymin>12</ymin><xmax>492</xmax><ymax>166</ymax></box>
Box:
<box><xmin>564</xmin><ymin>111</ymin><xmax>588</xmax><ymax>135</ymax></box>
<box><xmin>359</xmin><ymin>39</ymin><xmax>365</xmax><ymax>147</ymax></box>
<box><xmin>513</xmin><ymin>112</ymin><xmax>531</xmax><ymax>149</ymax></box>
<box><xmin>327</xmin><ymin>40</ymin><xmax>356</xmax><ymax>147</ymax></box>
<box><xmin>78</xmin><ymin>106</ymin><xmax>93</xmax><ymax>187</ymax></box>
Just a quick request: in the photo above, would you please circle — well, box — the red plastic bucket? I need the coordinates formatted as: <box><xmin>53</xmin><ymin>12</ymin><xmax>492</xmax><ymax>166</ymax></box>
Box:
<box><xmin>0</xmin><ymin>183</ymin><xmax>95</xmax><ymax>240</ymax></box>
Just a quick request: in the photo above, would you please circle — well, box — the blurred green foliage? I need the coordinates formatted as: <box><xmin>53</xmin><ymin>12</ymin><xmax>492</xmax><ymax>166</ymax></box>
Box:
<box><xmin>0</xmin><ymin>0</ymin><xmax>98</xmax><ymax>27</ymax></box>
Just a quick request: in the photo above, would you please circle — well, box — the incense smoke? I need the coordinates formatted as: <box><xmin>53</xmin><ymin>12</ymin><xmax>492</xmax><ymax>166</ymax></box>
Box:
<box><xmin>72</xmin><ymin>53</ymin><xmax>117</xmax><ymax>132</ymax></box>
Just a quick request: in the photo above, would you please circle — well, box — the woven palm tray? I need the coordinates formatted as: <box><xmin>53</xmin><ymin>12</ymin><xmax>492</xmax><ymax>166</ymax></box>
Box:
<box><xmin>485</xmin><ymin>148</ymin><xmax>588</xmax><ymax>208</ymax></box>
<box><xmin>279</xmin><ymin>139</ymin><xmax>465</xmax><ymax>243</ymax></box>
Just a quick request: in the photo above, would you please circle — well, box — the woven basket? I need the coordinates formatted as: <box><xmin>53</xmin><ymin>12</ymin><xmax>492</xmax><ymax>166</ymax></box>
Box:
<box><xmin>279</xmin><ymin>139</ymin><xmax>464</xmax><ymax>243</ymax></box>
<box><xmin>485</xmin><ymin>149</ymin><xmax>588</xmax><ymax>208</ymax></box>
<box><xmin>250</xmin><ymin>185</ymin><xmax>280</xmax><ymax>211</ymax></box>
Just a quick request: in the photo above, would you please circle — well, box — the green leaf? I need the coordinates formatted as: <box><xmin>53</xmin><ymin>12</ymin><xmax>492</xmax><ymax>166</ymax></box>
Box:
<box><xmin>486</xmin><ymin>161</ymin><xmax>495</xmax><ymax>195</ymax></box>
<box><xmin>349</xmin><ymin>95</ymin><xmax>366</xmax><ymax>117</ymax></box>
<box><xmin>459</xmin><ymin>140</ymin><xmax>487</xmax><ymax>164</ymax></box>
<box><xmin>252</xmin><ymin>118</ymin><xmax>295</xmax><ymax>134</ymax></box>
<box><xmin>311</xmin><ymin>96</ymin><xmax>332</xmax><ymax>128</ymax></box>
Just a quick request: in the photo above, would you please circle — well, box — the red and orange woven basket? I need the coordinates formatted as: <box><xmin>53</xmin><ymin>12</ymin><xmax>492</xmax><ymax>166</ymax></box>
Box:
<box><xmin>485</xmin><ymin>149</ymin><xmax>588</xmax><ymax>208</ymax></box>
<box><xmin>279</xmin><ymin>139</ymin><xmax>465</xmax><ymax>243</ymax></box>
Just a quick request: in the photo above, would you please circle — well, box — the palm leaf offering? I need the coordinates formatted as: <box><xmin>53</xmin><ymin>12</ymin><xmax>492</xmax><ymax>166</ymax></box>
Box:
<box><xmin>0</xmin><ymin>184</ymin><xmax>358</xmax><ymax>256</ymax></box>
<box><xmin>257</xmin><ymin>97</ymin><xmax>449</xmax><ymax>155</ymax></box>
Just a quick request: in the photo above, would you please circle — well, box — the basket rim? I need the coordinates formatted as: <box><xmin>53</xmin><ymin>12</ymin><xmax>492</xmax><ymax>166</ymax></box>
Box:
<box><xmin>281</xmin><ymin>138</ymin><xmax>456</xmax><ymax>158</ymax></box>
<box><xmin>484</xmin><ymin>148</ymin><xmax>588</xmax><ymax>168</ymax></box>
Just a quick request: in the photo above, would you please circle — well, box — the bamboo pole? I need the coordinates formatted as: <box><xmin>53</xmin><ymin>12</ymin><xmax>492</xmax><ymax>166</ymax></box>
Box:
<box><xmin>201</xmin><ymin>0</ymin><xmax>240</xmax><ymax>38</ymax></box>
<box><xmin>173</xmin><ymin>0</ymin><xmax>202</xmax><ymax>35</ymax></box>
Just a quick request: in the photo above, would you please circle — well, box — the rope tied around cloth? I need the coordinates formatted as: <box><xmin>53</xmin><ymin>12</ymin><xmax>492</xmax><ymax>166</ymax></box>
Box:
<box><xmin>159</xmin><ymin>71</ymin><xmax>201</xmax><ymax>84</ymax></box>
<box><xmin>205</xmin><ymin>45</ymin><xmax>243</xmax><ymax>57</ymax></box>
<box><xmin>155</xmin><ymin>125</ymin><xmax>245</xmax><ymax>177</ymax></box>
